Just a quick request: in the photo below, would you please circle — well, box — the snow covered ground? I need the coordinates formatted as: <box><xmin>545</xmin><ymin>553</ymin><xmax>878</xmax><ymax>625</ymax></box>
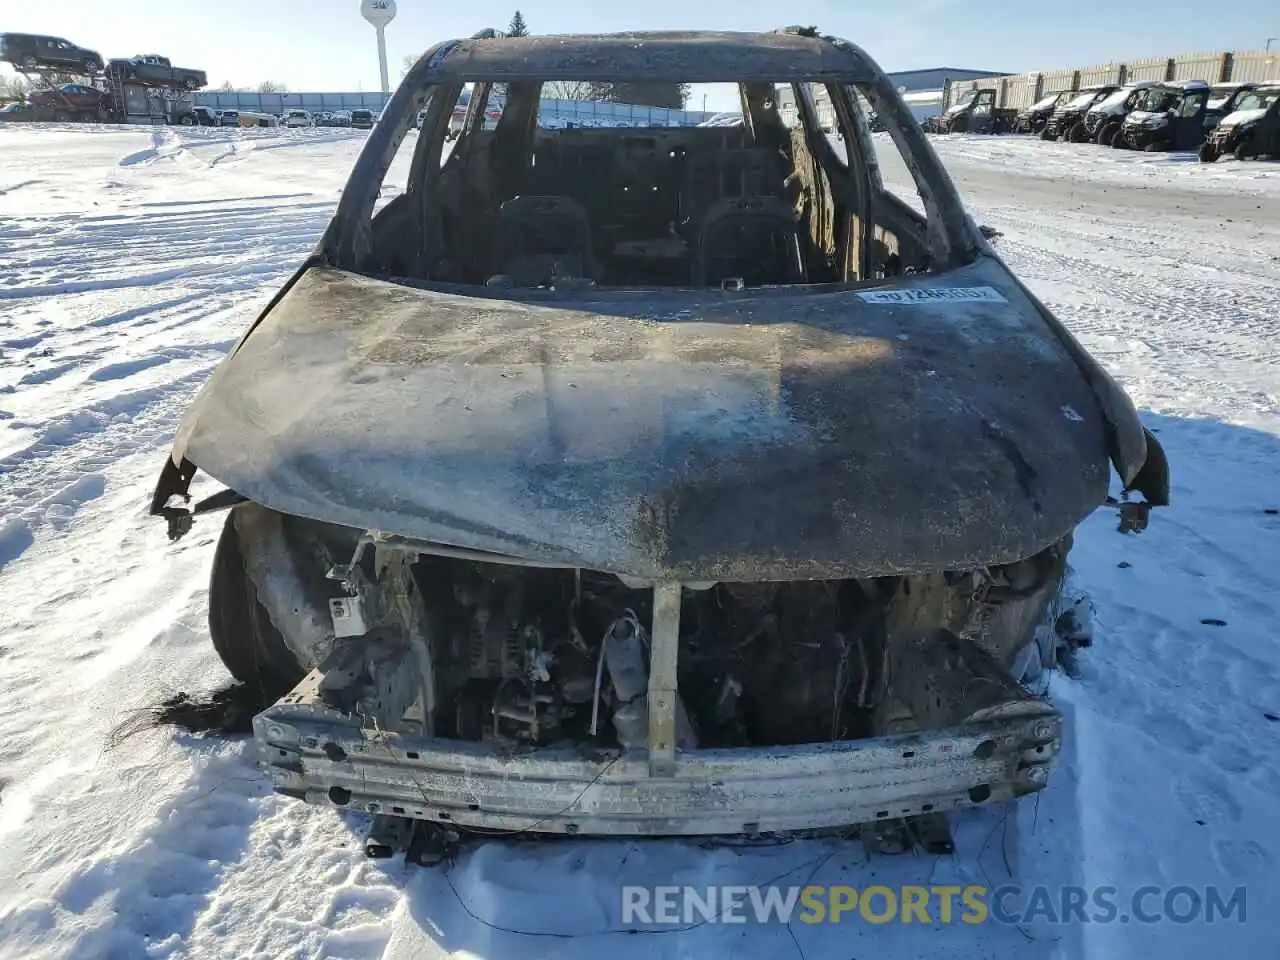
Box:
<box><xmin>0</xmin><ymin>125</ymin><xmax>1277</xmax><ymax>960</ymax></box>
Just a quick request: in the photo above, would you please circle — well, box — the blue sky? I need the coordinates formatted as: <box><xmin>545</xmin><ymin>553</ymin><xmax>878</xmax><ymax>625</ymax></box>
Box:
<box><xmin>4</xmin><ymin>0</ymin><xmax>1275</xmax><ymax>94</ymax></box>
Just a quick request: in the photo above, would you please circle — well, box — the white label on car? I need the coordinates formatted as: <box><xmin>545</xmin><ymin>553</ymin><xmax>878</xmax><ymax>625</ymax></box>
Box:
<box><xmin>855</xmin><ymin>286</ymin><xmax>1009</xmax><ymax>305</ymax></box>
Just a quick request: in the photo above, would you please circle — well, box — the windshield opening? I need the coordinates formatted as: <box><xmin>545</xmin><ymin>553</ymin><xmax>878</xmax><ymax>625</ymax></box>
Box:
<box><xmin>1135</xmin><ymin>88</ymin><xmax>1179</xmax><ymax>113</ymax></box>
<box><xmin>1030</xmin><ymin>92</ymin><xmax>1061</xmax><ymax>111</ymax></box>
<box><xmin>1234</xmin><ymin>89</ymin><xmax>1279</xmax><ymax>113</ymax></box>
<box><xmin>946</xmin><ymin>90</ymin><xmax>979</xmax><ymax>115</ymax></box>
<box><xmin>1065</xmin><ymin>89</ymin><xmax>1102</xmax><ymax>110</ymax></box>
<box><xmin>1094</xmin><ymin>88</ymin><xmax>1131</xmax><ymax>110</ymax></box>
<box><xmin>354</xmin><ymin>72</ymin><xmax>958</xmax><ymax>293</ymax></box>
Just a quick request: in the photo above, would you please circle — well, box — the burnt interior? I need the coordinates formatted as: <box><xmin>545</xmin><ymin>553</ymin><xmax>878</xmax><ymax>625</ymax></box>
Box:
<box><xmin>366</xmin><ymin>80</ymin><xmax>933</xmax><ymax>289</ymax></box>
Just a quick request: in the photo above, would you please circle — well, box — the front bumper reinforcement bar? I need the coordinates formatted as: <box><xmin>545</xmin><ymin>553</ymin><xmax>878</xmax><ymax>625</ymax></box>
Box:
<box><xmin>255</xmin><ymin>697</ymin><xmax>1060</xmax><ymax>837</ymax></box>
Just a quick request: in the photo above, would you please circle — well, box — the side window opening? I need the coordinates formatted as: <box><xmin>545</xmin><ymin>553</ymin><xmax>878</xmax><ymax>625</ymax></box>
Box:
<box><xmin>848</xmin><ymin>81</ymin><xmax>939</xmax><ymax>278</ymax></box>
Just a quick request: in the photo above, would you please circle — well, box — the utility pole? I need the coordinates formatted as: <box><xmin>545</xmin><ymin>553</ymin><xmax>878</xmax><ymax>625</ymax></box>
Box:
<box><xmin>1266</xmin><ymin>38</ymin><xmax>1277</xmax><ymax>52</ymax></box>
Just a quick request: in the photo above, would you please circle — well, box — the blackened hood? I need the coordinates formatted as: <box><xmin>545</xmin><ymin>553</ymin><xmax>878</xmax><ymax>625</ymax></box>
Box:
<box><xmin>163</xmin><ymin>261</ymin><xmax>1148</xmax><ymax>581</ymax></box>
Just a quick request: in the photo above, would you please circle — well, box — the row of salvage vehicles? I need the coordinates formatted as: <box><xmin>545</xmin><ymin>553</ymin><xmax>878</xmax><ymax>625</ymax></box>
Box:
<box><xmin>936</xmin><ymin>79</ymin><xmax>1279</xmax><ymax>161</ymax></box>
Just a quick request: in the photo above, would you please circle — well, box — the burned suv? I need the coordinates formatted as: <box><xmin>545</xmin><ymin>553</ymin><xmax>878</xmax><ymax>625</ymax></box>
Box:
<box><xmin>150</xmin><ymin>29</ymin><xmax>1167</xmax><ymax>857</ymax></box>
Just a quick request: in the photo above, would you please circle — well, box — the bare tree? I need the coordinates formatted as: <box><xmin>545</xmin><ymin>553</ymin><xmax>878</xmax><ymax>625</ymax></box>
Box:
<box><xmin>216</xmin><ymin>80</ymin><xmax>241</xmax><ymax>92</ymax></box>
<box><xmin>401</xmin><ymin>54</ymin><xmax>418</xmax><ymax>79</ymax></box>
<box><xmin>256</xmin><ymin>80</ymin><xmax>288</xmax><ymax>94</ymax></box>
<box><xmin>0</xmin><ymin>73</ymin><xmax>29</xmax><ymax>101</ymax></box>
<box><xmin>542</xmin><ymin>80</ymin><xmax>597</xmax><ymax>101</ymax></box>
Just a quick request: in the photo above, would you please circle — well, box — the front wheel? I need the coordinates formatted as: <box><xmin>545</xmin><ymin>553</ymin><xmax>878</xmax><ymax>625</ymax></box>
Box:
<box><xmin>208</xmin><ymin>509</ymin><xmax>308</xmax><ymax>695</ymax></box>
<box><xmin>1198</xmin><ymin>142</ymin><xmax>1218</xmax><ymax>163</ymax></box>
<box><xmin>1233</xmin><ymin>141</ymin><xmax>1256</xmax><ymax>162</ymax></box>
<box><xmin>1067</xmin><ymin>122</ymin><xmax>1088</xmax><ymax>143</ymax></box>
<box><xmin>1040</xmin><ymin>129</ymin><xmax>1058</xmax><ymax>142</ymax></box>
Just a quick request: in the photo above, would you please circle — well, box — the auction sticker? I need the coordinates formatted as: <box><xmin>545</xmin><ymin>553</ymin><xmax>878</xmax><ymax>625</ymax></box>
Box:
<box><xmin>855</xmin><ymin>286</ymin><xmax>1008</xmax><ymax>304</ymax></box>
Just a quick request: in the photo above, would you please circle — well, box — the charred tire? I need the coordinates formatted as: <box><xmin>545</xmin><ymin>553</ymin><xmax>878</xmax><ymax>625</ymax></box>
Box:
<box><xmin>1067</xmin><ymin>122</ymin><xmax>1089</xmax><ymax>143</ymax></box>
<box><xmin>1095</xmin><ymin>123</ymin><xmax>1117</xmax><ymax>145</ymax></box>
<box><xmin>1111</xmin><ymin>135</ymin><xmax>1128</xmax><ymax>149</ymax></box>
<box><xmin>1233</xmin><ymin>141</ymin><xmax>1256</xmax><ymax>162</ymax></box>
<box><xmin>1198</xmin><ymin>143</ymin><xmax>1218</xmax><ymax>163</ymax></box>
<box><xmin>208</xmin><ymin>510</ymin><xmax>308</xmax><ymax>695</ymax></box>
<box><xmin>1040</xmin><ymin>129</ymin><xmax>1057</xmax><ymax>141</ymax></box>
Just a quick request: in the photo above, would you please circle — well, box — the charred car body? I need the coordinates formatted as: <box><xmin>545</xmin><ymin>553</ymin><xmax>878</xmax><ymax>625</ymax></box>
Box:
<box><xmin>1200</xmin><ymin>85</ymin><xmax>1280</xmax><ymax>162</ymax></box>
<box><xmin>1040</xmin><ymin>84</ymin><xmax>1116</xmax><ymax>141</ymax></box>
<box><xmin>151</xmin><ymin>29</ymin><xmax>1168</xmax><ymax>853</ymax></box>
<box><xmin>1114</xmin><ymin>80</ymin><xmax>1210</xmax><ymax>151</ymax></box>
<box><xmin>1083</xmin><ymin>81</ymin><xmax>1159</xmax><ymax>145</ymax></box>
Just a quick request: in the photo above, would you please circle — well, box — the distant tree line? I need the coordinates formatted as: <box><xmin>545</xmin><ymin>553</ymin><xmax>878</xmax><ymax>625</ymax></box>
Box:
<box><xmin>215</xmin><ymin>80</ymin><xmax>289</xmax><ymax>94</ymax></box>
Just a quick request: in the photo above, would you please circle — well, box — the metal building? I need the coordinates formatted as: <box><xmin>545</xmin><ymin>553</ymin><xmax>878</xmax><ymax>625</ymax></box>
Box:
<box><xmin>886</xmin><ymin>68</ymin><xmax>1009</xmax><ymax>122</ymax></box>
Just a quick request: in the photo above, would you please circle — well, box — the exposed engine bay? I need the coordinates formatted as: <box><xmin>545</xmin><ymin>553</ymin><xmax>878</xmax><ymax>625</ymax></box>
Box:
<box><xmin>256</xmin><ymin>509</ymin><xmax>1079</xmax><ymax>756</ymax></box>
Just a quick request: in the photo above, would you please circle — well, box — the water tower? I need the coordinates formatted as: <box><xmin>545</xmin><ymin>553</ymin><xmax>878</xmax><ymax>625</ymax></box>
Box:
<box><xmin>360</xmin><ymin>0</ymin><xmax>397</xmax><ymax>97</ymax></box>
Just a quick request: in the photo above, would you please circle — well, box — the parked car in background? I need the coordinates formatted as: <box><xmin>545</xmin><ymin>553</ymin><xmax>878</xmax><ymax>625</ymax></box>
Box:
<box><xmin>1040</xmin><ymin>84</ymin><xmax>1116</xmax><ymax>141</ymax></box>
<box><xmin>927</xmin><ymin>88</ymin><xmax>1017</xmax><ymax>134</ymax></box>
<box><xmin>1113</xmin><ymin>80</ymin><xmax>1211</xmax><ymax>151</ymax></box>
<box><xmin>0</xmin><ymin>33</ymin><xmax>103</xmax><ymax>74</ymax></box>
<box><xmin>1204</xmin><ymin>82</ymin><xmax>1256</xmax><ymax>134</ymax></box>
<box><xmin>0</xmin><ymin>101</ymin><xmax>35</xmax><ymax>122</ymax></box>
<box><xmin>1015</xmin><ymin>90</ymin><xmax>1071</xmax><ymax>134</ymax></box>
<box><xmin>1083</xmin><ymin>81</ymin><xmax>1159</xmax><ymax>145</ymax></box>
<box><xmin>350</xmin><ymin>108</ymin><xmax>375</xmax><ymax>129</ymax></box>
<box><xmin>331</xmin><ymin>110</ymin><xmax>352</xmax><ymax>127</ymax></box>
<box><xmin>1200</xmin><ymin>85</ymin><xmax>1280</xmax><ymax>162</ymax></box>
<box><xmin>238</xmin><ymin>111</ymin><xmax>278</xmax><ymax>128</ymax></box>
<box><xmin>191</xmin><ymin>105</ymin><xmax>219</xmax><ymax>126</ymax></box>
<box><xmin>108</xmin><ymin>54</ymin><xmax>207</xmax><ymax>90</ymax></box>
<box><xmin>218</xmin><ymin>109</ymin><xmax>240</xmax><ymax>127</ymax></box>
<box><xmin>283</xmin><ymin>108</ymin><xmax>313</xmax><ymax>127</ymax></box>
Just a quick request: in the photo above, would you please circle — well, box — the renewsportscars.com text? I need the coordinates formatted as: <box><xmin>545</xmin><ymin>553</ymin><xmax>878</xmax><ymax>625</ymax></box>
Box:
<box><xmin>621</xmin><ymin>884</ymin><xmax>1247</xmax><ymax>926</ymax></box>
